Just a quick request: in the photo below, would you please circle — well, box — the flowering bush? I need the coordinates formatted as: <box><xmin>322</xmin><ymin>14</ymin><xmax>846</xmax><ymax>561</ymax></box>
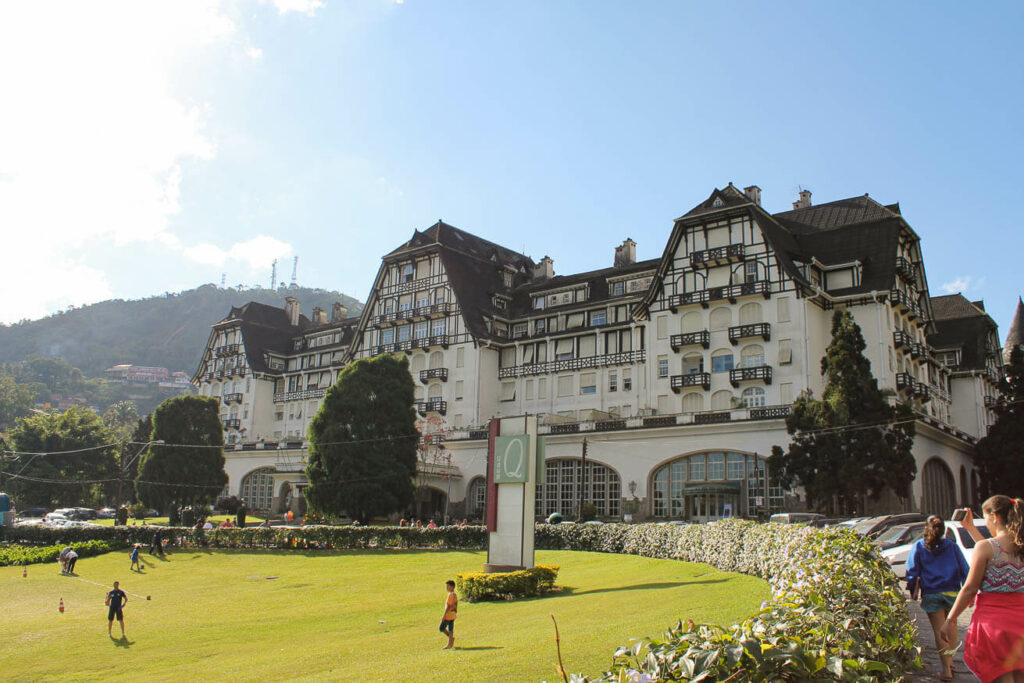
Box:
<box><xmin>536</xmin><ymin>521</ymin><xmax>920</xmax><ymax>682</ymax></box>
<box><xmin>456</xmin><ymin>564</ymin><xmax>559</xmax><ymax>602</ymax></box>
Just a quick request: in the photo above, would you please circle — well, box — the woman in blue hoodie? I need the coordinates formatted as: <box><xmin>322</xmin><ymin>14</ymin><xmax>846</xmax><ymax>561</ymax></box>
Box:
<box><xmin>907</xmin><ymin>515</ymin><xmax>971</xmax><ymax>681</ymax></box>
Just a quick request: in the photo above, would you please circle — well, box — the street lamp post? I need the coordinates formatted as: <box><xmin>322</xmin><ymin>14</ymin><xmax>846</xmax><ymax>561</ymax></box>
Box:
<box><xmin>118</xmin><ymin>439</ymin><xmax>164</xmax><ymax>507</ymax></box>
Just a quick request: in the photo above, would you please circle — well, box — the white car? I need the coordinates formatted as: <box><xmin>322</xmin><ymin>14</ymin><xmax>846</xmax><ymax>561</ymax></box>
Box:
<box><xmin>43</xmin><ymin>512</ymin><xmax>69</xmax><ymax>525</ymax></box>
<box><xmin>882</xmin><ymin>518</ymin><xmax>990</xmax><ymax>579</ymax></box>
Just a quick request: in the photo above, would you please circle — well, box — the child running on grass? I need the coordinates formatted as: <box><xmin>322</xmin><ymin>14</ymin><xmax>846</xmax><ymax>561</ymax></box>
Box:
<box><xmin>439</xmin><ymin>579</ymin><xmax>457</xmax><ymax>649</ymax></box>
<box><xmin>130</xmin><ymin>544</ymin><xmax>141</xmax><ymax>571</ymax></box>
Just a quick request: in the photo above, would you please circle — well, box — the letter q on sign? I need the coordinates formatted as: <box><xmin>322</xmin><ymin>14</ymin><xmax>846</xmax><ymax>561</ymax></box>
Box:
<box><xmin>494</xmin><ymin>435</ymin><xmax>529</xmax><ymax>483</ymax></box>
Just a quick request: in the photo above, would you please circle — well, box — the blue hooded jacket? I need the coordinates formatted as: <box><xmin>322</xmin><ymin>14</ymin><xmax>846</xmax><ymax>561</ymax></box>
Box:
<box><xmin>905</xmin><ymin>537</ymin><xmax>970</xmax><ymax>594</ymax></box>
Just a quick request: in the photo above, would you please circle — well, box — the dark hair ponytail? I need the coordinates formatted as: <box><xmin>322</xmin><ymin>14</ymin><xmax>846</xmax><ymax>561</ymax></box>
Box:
<box><xmin>923</xmin><ymin>515</ymin><xmax>944</xmax><ymax>551</ymax></box>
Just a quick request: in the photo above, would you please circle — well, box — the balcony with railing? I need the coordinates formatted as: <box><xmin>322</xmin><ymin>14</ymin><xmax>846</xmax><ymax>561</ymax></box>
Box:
<box><xmin>498</xmin><ymin>349</ymin><xmax>646</xmax><ymax>379</ymax></box>
<box><xmin>729</xmin><ymin>365</ymin><xmax>773</xmax><ymax>387</ymax></box>
<box><xmin>668</xmin><ymin>281</ymin><xmax>771</xmax><ymax>311</ymax></box>
<box><xmin>690</xmin><ymin>243</ymin><xmax>745</xmax><ymax>268</ymax></box>
<box><xmin>668</xmin><ymin>290</ymin><xmax>710</xmax><ymax>311</ymax></box>
<box><xmin>419</xmin><ymin>368</ymin><xmax>448</xmax><ymax>383</ymax></box>
<box><xmin>215</xmin><ymin>343</ymin><xmax>240</xmax><ymax>357</ymax></box>
<box><xmin>984</xmin><ymin>395</ymin><xmax>998</xmax><ymax>408</ymax></box>
<box><xmin>895</xmin><ymin>256</ymin><xmax>917</xmax><ymax>284</ymax></box>
<box><xmin>222</xmin><ymin>393</ymin><xmax>243</xmax><ymax>405</ymax></box>
<box><xmin>670</xmin><ymin>330</ymin><xmax>710</xmax><ymax>351</ymax></box>
<box><xmin>670</xmin><ymin>372</ymin><xmax>711</xmax><ymax>392</ymax></box>
<box><xmin>893</xmin><ymin>331</ymin><xmax>925</xmax><ymax>359</ymax></box>
<box><xmin>223</xmin><ymin>418</ymin><xmax>241</xmax><ymax>430</ymax></box>
<box><xmin>729</xmin><ymin>323</ymin><xmax>771</xmax><ymax>345</ymax></box>
<box><xmin>381</xmin><ymin>272</ymin><xmax>446</xmax><ymax>296</ymax></box>
<box><xmin>890</xmin><ymin>288</ymin><xmax>923</xmax><ymax>320</ymax></box>
<box><xmin>224</xmin><ymin>366</ymin><xmax>248</xmax><ymax>378</ymax></box>
<box><xmin>416</xmin><ymin>399</ymin><xmax>447</xmax><ymax>416</ymax></box>
<box><xmin>896</xmin><ymin>372</ymin><xmax>930</xmax><ymax>401</ymax></box>
<box><xmin>273</xmin><ymin>387</ymin><xmax>327</xmax><ymax>403</ymax></box>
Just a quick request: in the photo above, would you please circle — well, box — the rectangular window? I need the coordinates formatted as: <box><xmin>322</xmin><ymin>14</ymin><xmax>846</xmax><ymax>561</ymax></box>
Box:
<box><xmin>727</xmin><ymin>454</ymin><xmax>745</xmax><ymax>480</ymax></box>
<box><xmin>513</xmin><ymin>323</ymin><xmax>527</xmax><ymax>338</ymax></box>
<box><xmin>744</xmin><ymin>261</ymin><xmax>759</xmax><ymax>283</ymax></box>
<box><xmin>557</xmin><ymin>375</ymin><xmax>573</xmax><ymax>397</ymax></box>
<box><xmin>656</xmin><ymin>315</ymin><xmax>667</xmax><ymax>340</ymax></box>
<box><xmin>435</xmin><ymin>289</ymin><xmax>446</xmax><ymax>304</ymax></box>
<box><xmin>381</xmin><ymin>328</ymin><xmax>395</xmax><ymax>345</ymax></box>
<box><xmin>567</xmin><ymin>312</ymin><xmax>585</xmax><ymax>329</ymax></box>
<box><xmin>604</xmin><ymin>330</ymin><xmax>618</xmax><ymax>354</ymax></box>
<box><xmin>778</xmin><ymin>339</ymin><xmax>792</xmax><ymax>365</ymax></box>
<box><xmin>658</xmin><ymin>355</ymin><xmax>669</xmax><ymax>378</ymax></box>
<box><xmin>690</xmin><ymin>455</ymin><xmax>705</xmax><ymax>481</ymax></box>
<box><xmin>777</xmin><ymin>296</ymin><xmax>790</xmax><ymax>323</ymax></box>
<box><xmin>416</xmin><ymin>295</ymin><xmax>429</xmax><ymax>308</ymax></box>
<box><xmin>780</xmin><ymin>382</ymin><xmax>793</xmax><ymax>404</ymax></box>
<box><xmin>500</xmin><ymin>347</ymin><xmax>516</xmax><ymax>367</ymax></box>
<box><xmin>712</xmin><ymin>354</ymin><xmax>734</xmax><ymax>373</ymax></box>
<box><xmin>707</xmin><ymin>453</ymin><xmax>725</xmax><ymax>480</ymax></box>
<box><xmin>500</xmin><ymin>381</ymin><xmax>516</xmax><ymax>402</ymax></box>
<box><xmin>538</xmin><ymin>377</ymin><xmax>548</xmax><ymax>399</ymax></box>
<box><xmin>657</xmin><ymin>394</ymin><xmax>672</xmax><ymax>415</ymax></box>
<box><xmin>399</xmin><ymin>299</ymin><xmax>412</xmax><ymax>311</ymax></box>
<box><xmin>455</xmin><ymin>380</ymin><xmax>464</xmax><ymax>400</ymax></box>
<box><xmin>613</xmin><ymin>281</ymin><xmax>625</xmax><ymax>296</ymax></box>
<box><xmin>623</xmin><ymin>368</ymin><xmax>632</xmax><ymax>391</ymax></box>
<box><xmin>456</xmin><ymin>347</ymin><xmax>465</xmax><ymax>368</ymax></box>
<box><xmin>452</xmin><ymin>414</ymin><xmax>463</xmax><ymax>429</ymax></box>
<box><xmin>579</xmin><ymin>335</ymin><xmax>596</xmax><ymax>357</ymax></box>
<box><xmin>535</xmin><ymin>319</ymin><xmax>546</xmax><ymax>335</ymax></box>
<box><xmin>580</xmin><ymin>373</ymin><xmax>597</xmax><ymax>394</ymax></box>
<box><xmin>432</xmin><ymin>319</ymin><xmax>446</xmax><ymax>336</ymax></box>
<box><xmin>533</xmin><ymin>296</ymin><xmax>545</xmax><ymax>310</ymax></box>
<box><xmin>384</xmin><ymin>300</ymin><xmax>395</xmax><ymax>314</ymax></box>
<box><xmin>555</xmin><ymin>338</ymin><xmax>574</xmax><ymax>360</ymax></box>
<box><xmin>402</xmin><ymin>264</ymin><xmax>414</xmax><ymax>282</ymax></box>
<box><xmin>609</xmin><ymin>371</ymin><xmax>618</xmax><ymax>392</ymax></box>
<box><xmin>525</xmin><ymin>379</ymin><xmax>534</xmax><ymax>400</ymax></box>
<box><xmin>590</xmin><ymin>311</ymin><xmax>607</xmax><ymax>326</ymax></box>
<box><xmin>413</xmin><ymin>322</ymin><xmax>428</xmax><ymax>339</ymax></box>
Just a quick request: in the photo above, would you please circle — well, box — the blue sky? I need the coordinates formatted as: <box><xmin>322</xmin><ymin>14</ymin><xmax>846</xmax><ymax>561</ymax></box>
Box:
<box><xmin>2</xmin><ymin>1</ymin><xmax>1022</xmax><ymax>336</ymax></box>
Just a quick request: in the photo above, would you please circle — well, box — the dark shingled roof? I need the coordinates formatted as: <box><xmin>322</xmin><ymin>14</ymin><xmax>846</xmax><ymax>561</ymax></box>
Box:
<box><xmin>215</xmin><ymin>301</ymin><xmax>310</xmax><ymax>375</ymax></box>
<box><xmin>772</xmin><ymin>195</ymin><xmax>900</xmax><ymax>234</ymax></box>
<box><xmin>1004</xmin><ymin>296</ymin><xmax>1024</xmax><ymax>364</ymax></box>
<box><xmin>510</xmin><ymin>258</ymin><xmax>659</xmax><ymax>317</ymax></box>
<box><xmin>679</xmin><ymin>184</ymin><xmax>754</xmax><ymax>219</ymax></box>
<box><xmin>928</xmin><ymin>294</ymin><xmax>997</xmax><ymax>371</ymax></box>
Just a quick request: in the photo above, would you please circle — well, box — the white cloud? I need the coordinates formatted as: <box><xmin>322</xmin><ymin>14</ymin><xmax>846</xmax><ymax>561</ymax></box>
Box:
<box><xmin>270</xmin><ymin>0</ymin><xmax>325</xmax><ymax>16</ymax></box>
<box><xmin>246</xmin><ymin>46</ymin><xmax>264</xmax><ymax>61</ymax></box>
<box><xmin>940</xmin><ymin>276</ymin><xmax>984</xmax><ymax>294</ymax></box>
<box><xmin>184</xmin><ymin>235</ymin><xmax>293</xmax><ymax>270</ymax></box>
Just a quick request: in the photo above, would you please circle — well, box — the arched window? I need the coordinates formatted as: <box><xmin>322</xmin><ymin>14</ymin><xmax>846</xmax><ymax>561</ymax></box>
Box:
<box><xmin>428</xmin><ymin>383</ymin><xmax>443</xmax><ymax>400</ymax></box>
<box><xmin>651</xmin><ymin>452</ymin><xmax>780</xmax><ymax>518</ymax></box>
<box><xmin>239</xmin><ymin>467</ymin><xmax>275</xmax><ymax>513</ymax></box>
<box><xmin>711</xmin><ymin>349</ymin><xmax>733</xmax><ymax>373</ymax></box>
<box><xmin>682</xmin><ymin>352</ymin><xmax>703</xmax><ymax>375</ymax></box>
<box><xmin>741</xmin><ymin>344</ymin><xmax>765</xmax><ymax>367</ymax></box>
<box><xmin>710</xmin><ymin>307</ymin><xmax>731</xmax><ymax>331</ymax></box>
<box><xmin>429</xmin><ymin>351</ymin><xmax>444</xmax><ymax>369</ymax></box>
<box><xmin>742</xmin><ymin>387</ymin><xmax>765</xmax><ymax>408</ymax></box>
<box><xmin>681</xmin><ymin>311</ymin><xmax>702</xmax><ymax>333</ymax></box>
<box><xmin>535</xmin><ymin>459</ymin><xmax>621</xmax><ymax>518</ymax></box>
<box><xmin>738</xmin><ymin>302</ymin><xmax>762</xmax><ymax>325</ymax></box>
<box><xmin>467</xmin><ymin>477</ymin><xmax>487</xmax><ymax>518</ymax></box>
<box><xmin>711</xmin><ymin>390</ymin><xmax>733</xmax><ymax>411</ymax></box>
<box><xmin>921</xmin><ymin>458</ymin><xmax>956</xmax><ymax>517</ymax></box>
<box><xmin>411</xmin><ymin>354</ymin><xmax>426</xmax><ymax>373</ymax></box>
<box><xmin>682</xmin><ymin>392</ymin><xmax>703</xmax><ymax>413</ymax></box>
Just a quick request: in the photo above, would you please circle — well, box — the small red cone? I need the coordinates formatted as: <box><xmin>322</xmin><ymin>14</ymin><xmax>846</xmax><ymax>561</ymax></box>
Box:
<box><xmin>59</xmin><ymin>598</ymin><xmax>64</xmax><ymax>614</ymax></box>
<box><xmin>23</xmin><ymin>567</ymin><xmax>27</xmax><ymax>578</ymax></box>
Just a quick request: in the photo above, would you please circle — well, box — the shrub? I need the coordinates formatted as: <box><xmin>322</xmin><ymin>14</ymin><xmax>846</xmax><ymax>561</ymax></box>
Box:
<box><xmin>456</xmin><ymin>565</ymin><xmax>559</xmax><ymax>602</ymax></box>
<box><xmin>215</xmin><ymin>496</ymin><xmax>242</xmax><ymax>514</ymax></box>
<box><xmin>0</xmin><ymin>540</ymin><xmax>116</xmax><ymax>566</ymax></box>
<box><xmin>534</xmin><ymin>520</ymin><xmax>920</xmax><ymax>682</ymax></box>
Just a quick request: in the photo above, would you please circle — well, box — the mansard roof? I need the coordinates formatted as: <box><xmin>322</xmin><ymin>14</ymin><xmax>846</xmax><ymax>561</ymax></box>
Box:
<box><xmin>772</xmin><ymin>194</ymin><xmax>902</xmax><ymax>234</ymax></box>
<box><xmin>678</xmin><ymin>183</ymin><xmax>754</xmax><ymax>219</ymax></box>
<box><xmin>216</xmin><ymin>301</ymin><xmax>311</xmax><ymax>375</ymax></box>
<box><xmin>509</xmin><ymin>258</ymin><xmax>659</xmax><ymax>317</ymax></box>
<box><xmin>928</xmin><ymin>293</ymin><xmax>998</xmax><ymax>371</ymax></box>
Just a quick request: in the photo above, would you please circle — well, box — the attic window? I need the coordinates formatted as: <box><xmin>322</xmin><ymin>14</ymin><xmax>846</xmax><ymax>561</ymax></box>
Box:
<box><xmin>713</xmin><ymin>198</ymin><xmax>724</xmax><ymax>208</ymax></box>
<box><xmin>502</xmin><ymin>271</ymin><xmax>513</xmax><ymax>287</ymax></box>
<box><xmin>493</xmin><ymin>297</ymin><xmax>506</xmax><ymax>310</ymax></box>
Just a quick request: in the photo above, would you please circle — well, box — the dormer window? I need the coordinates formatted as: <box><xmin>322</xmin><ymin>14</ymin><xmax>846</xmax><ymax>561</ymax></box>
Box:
<box><xmin>401</xmin><ymin>264</ymin><xmax>414</xmax><ymax>282</ymax></box>
<box><xmin>493</xmin><ymin>297</ymin><xmax>506</xmax><ymax>310</ymax></box>
<box><xmin>612</xmin><ymin>281</ymin><xmax>625</xmax><ymax>296</ymax></box>
<box><xmin>502</xmin><ymin>271</ymin><xmax>513</xmax><ymax>287</ymax></box>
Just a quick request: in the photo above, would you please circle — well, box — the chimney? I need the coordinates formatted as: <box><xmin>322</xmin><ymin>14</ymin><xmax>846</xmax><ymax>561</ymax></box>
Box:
<box><xmin>614</xmin><ymin>238</ymin><xmax>637</xmax><ymax>267</ymax></box>
<box><xmin>792</xmin><ymin>189</ymin><xmax>812</xmax><ymax>210</ymax></box>
<box><xmin>312</xmin><ymin>306</ymin><xmax>327</xmax><ymax>325</ymax></box>
<box><xmin>743</xmin><ymin>185</ymin><xmax>761</xmax><ymax>206</ymax></box>
<box><xmin>533</xmin><ymin>256</ymin><xmax>554</xmax><ymax>281</ymax></box>
<box><xmin>284</xmin><ymin>297</ymin><xmax>300</xmax><ymax>327</ymax></box>
<box><xmin>332</xmin><ymin>302</ymin><xmax>348</xmax><ymax>321</ymax></box>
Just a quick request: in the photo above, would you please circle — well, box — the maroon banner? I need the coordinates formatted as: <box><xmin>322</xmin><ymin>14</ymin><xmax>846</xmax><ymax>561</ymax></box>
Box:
<box><xmin>485</xmin><ymin>418</ymin><xmax>499</xmax><ymax>532</ymax></box>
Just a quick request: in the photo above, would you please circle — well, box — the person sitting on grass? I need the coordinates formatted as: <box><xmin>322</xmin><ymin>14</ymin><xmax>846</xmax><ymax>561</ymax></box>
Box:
<box><xmin>439</xmin><ymin>579</ymin><xmax>458</xmax><ymax>650</ymax></box>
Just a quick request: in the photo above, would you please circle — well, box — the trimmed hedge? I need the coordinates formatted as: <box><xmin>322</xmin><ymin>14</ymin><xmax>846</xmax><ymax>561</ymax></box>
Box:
<box><xmin>456</xmin><ymin>564</ymin><xmax>559</xmax><ymax>602</ymax></box>
<box><xmin>536</xmin><ymin>520</ymin><xmax>920</xmax><ymax>682</ymax></box>
<box><xmin>0</xmin><ymin>524</ymin><xmax>488</xmax><ymax>551</ymax></box>
<box><xmin>0</xmin><ymin>540</ymin><xmax>116</xmax><ymax>566</ymax></box>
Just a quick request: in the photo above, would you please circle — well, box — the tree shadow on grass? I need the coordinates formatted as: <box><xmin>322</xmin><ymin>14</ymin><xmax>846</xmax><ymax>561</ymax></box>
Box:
<box><xmin>553</xmin><ymin>578</ymin><xmax>730</xmax><ymax>597</ymax></box>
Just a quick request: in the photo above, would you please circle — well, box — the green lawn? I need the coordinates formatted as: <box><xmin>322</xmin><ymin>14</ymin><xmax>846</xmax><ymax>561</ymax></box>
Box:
<box><xmin>0</xmin><ymin>548</ymin><xmax>768</xmax><ymax>682</ymax></box>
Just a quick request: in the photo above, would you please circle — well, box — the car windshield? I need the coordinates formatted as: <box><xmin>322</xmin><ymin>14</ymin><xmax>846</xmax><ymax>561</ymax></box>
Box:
<box><xmin>957</xmin><ymin>525</ymin><xmax>990</xmax><ymax>549</ymax></box>
<box><xmin>877</xmin><ymin>525</ymin><xmax>917</xmax><ymax>544</ymax></box>
<box><xmin>852</xmin><ymin>517</ymin><xmax>885</xmax><ymax>535</ymax></box>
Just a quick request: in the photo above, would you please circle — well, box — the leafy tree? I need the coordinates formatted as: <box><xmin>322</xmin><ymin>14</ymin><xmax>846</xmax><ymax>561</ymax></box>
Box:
<box><xmin>769</xmin><ymin>309</ymin><xmax>916</xmax><ymax>515</ymax></box>
<box><xmin>135</xmin><ymin>396</ymin><xmax>227</xmax><ymax>520</ymax></box>
<box><xmin>6</xmin><ymin>406</ymin><xmax>118</xmax><ymax>508</ymax></box>
<box><xmin>102</xmin><ymin>400</ymin><xmax>140</xmax><ymax>440</ymax></box>
<box><xmin>975</xmin><ymin>345</ymin><xmax>1024</xmax><ymax>498</ymax></box>
<box><xmin>0</xmin><ymin>374</ymin><xmax>35</xmax><ymax>432</ymax></box>
<box><xmin>305</xmin><ymin>354</ymin><xmax>418</xmax><ymax>522</ymax></box>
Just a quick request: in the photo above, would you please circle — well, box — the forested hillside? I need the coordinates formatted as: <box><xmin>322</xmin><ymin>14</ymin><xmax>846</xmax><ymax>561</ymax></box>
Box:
<box><xmin>0</xmin><ymin>285</ymin><xmax>363</xmax><ymax>377</ymax></box>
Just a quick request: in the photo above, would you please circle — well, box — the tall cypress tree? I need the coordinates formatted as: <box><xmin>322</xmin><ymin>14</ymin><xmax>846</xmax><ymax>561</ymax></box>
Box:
<box><xmin>975</xmin><ymin>345</ymin><xmax>1024</xmax><ymax>498</ymax></box>
<box><xmin>769</xmin><ymin>309</ymin><xmax>916</xmax><ymax>514</ymax></box>
<box><xmin>305</xmin><ymin>354</ymin><xmax>418</xmax><ymax>522</ymax></box>
<box><xmin>135</xmin><ymin>395</ymin><xmax>227</xmax><ymax>517</ymax></box>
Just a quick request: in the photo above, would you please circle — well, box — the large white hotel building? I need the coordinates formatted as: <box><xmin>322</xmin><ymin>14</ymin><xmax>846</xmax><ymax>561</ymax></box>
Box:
<box><xmin>193</xmin><ymin>184</ymin><xmax>1003</xmax><ymax>522</ymax></box>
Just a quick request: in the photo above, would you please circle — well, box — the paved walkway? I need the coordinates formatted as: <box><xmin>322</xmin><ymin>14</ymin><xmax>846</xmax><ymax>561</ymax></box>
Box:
<box><xmin>904</xmin><ymin>590</ymin><xmax>976</xmax><ymax>682</ymax></box>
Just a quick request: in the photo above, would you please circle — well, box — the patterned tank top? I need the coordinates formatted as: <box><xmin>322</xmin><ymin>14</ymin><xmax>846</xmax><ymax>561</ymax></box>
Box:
<box><xmin>980</xmin><ymin>538</ymin><xmax>1024</xmax><ymax>593</ymax></box>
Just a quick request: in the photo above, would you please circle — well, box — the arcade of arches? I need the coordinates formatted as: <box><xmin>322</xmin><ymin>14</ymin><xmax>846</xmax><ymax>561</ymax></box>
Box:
<box><xmin>651</xmin><ymin>452</ymin><xmax>784</xmax><ymax>521</ymax></box>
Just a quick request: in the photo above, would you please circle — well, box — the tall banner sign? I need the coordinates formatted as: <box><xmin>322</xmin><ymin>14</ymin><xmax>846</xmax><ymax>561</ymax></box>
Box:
<box><xmin>485</xmin><ymin>415</ymin><xmax>541</xmax><ymax>571</ymax></box>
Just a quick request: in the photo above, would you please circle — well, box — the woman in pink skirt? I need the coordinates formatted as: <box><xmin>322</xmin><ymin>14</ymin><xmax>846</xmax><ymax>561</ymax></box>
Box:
<box><xmin>941</xmin><ymin>496</ymin><xmax>1024</xmax><ymax>683</ymax></box>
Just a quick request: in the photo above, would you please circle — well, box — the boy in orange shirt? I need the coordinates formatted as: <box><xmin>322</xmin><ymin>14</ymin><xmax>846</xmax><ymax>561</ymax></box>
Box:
<box><xmin>439</xmin><ymin>579</ymin><xmax>457</xmax><ymax>649</ymax></box>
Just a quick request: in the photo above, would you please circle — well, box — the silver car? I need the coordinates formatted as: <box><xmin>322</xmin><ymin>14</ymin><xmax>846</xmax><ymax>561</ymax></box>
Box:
<box><xmin>882</xmin><ymin>519</ymin><xmax>990</xmax><ymax>579</ymax></box>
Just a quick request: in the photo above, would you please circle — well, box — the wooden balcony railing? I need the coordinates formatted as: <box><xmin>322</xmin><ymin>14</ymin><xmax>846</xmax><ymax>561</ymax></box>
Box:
<box><xmin>380</xmin><ymin>273</ymin><xmax>446</xmax><ymax>296</ymax></box>
<box><xmin>215</xmin><ymin>343</ymin><xmax>240</xmax><ymax>357</ymax></box>
<box><xmin>223</xmin><ymin>418</ymin><xmax>241</xmax><ymax>430</ymax></box>
<box><xmin>670</xmin><ymin>330</ymin><xmax>710</xmax><ymax>351</ymax></box>
<box><xmin>222</xmin><ymin>393</ymin><xmax>243</xmax><ymax>405</ymax></box>
<box><xmin>498</xmin><ymin>350</ymin><xmax>646</xmax><ymax>379</ymax></box>
<box><xmin>273</xmin><ymin>388</ymin><xmax>327</xmax><ymax>403</ymax></box>
<box><xmin>895</xmin><ymin>372</ymin><xmax>930</xmax><ymax>401</ymax></box>
<box><xmin>895</xmin><ymin>257</ymin><xmax>917</xmax><ymax>284</ymax></box>
<box><xmin>890</xmin><ymin>288</ymin><xmax>923</xmax><ymax>320</ymax></box>
<box><xmin>419</xmin><ymin>368</ymin><xmax>448</xmax><ymax>383</ymax></box>
<box><xmin>670</xmin><ymin>373</ymin><xmax>711</xmax><ymax>392</ymax></box>
<box><xmin>416</xmin><ymin>399</ymin><xmax>447</xmax><ymax>416</ymax></box>
<box><xmin>729</xmin><ymin>365</ymin><xmax>773</xmax><ymax>387</ymax></box>
<box><xmin>690</xmin><ymin>243</ymin><xmax>745</xmax><ymax>267</ymax></box>
<box><xmin>729</xmin><ymin>323</ymin><xmax>771</xmax><ymax>345</ymax></box>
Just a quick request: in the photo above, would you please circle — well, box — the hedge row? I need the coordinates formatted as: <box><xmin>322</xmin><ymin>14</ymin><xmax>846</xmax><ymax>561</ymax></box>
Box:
<box><xmin>456</xmin><ymin>564</ymin><xmax>559</xmax><ymax>602</ymax></box>
<box><xmin>0</xmin><ymin>524</ymin><xmax>489</xmax><ymax>551</ymax></box>
<box><xmin>536</xmin><ymin>521</ymin><xmax>919</xmax><ymax>682</ymax></box>
<box><xmin>0</xmin><ymin>540</ymin><xmax>116</xmax><ymax>567</ymax></box>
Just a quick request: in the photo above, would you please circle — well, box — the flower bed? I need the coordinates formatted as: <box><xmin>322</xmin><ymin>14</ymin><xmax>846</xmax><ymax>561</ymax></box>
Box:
<box><xmin>0</xmin><ymin>540</ymin><xmax>115</xmax><ymax>566</ymax></box>
<box><xmin>456</xmin><ymin>564</ymin><xmax>559</xmax><ymax>602</ymax></box>
<box><xmin>536</xmin><ymin>520</ymin><xmax>919</xmax><ymax>681</ymax></box>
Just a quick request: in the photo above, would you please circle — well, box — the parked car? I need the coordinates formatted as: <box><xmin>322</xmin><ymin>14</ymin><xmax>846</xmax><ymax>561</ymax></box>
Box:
<box><xmin>769</xmin><ymin>513</ymin><xmax>825</xmax><ymax>525</ymax></box>
<box><xmin>97</xmin><ymin>508</ymin><xmax>116</xmax><ymax>519</ymax></box>
<box><xmin>808</xmin><ymin>517</ymin><xmax>846</xmax><ymax>528</ymax></box>
<box><xmin>882</xmin><ymin>518</ymin><xmax>991</xmax><ymax>579</ymax></box>
<box><xmin>851</xmin><ymin>513</ymin><xmax>925</xmax><ymax>539</ymax></box>
<box><xmin>69</xmin><ymin>507</ymin><xmax>98</xmax><ymax>520</ymax></box>
<box><xmin>872</xmin><ymin>522</ymin><xmax>927</xmax><ymax>551</ymax></box>
<box><xmin>43</xmin><ymin>513</ymin><xmax>69</xmax><ymax>525</ymax></box>
<box><xmin>15</xmin><ymin>506</ymin><xmax>50</xmax><ymax>519</ymax></box>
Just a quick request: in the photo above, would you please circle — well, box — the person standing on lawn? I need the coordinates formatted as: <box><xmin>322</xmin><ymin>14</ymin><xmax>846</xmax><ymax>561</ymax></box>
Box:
<box><xmin>106</xmin><ymin>581</ymin><xmax>128</xmax><ymax>638</ymax></box>
<box><xmin>130</xmin><ymin>544</ymin><xmax>141</xmax><ymax>571</ymax></box>
<box><xmin>439</xmin><ymin>579</ymin><xmax>457</xmax><ymax>649</ymax></box>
